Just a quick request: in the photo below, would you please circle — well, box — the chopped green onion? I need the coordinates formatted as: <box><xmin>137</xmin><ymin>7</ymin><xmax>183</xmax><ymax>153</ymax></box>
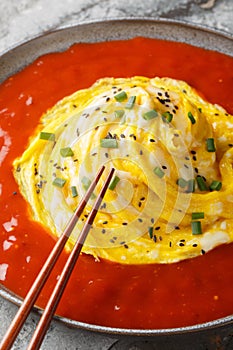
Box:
<box><xmin>81</xmin><ymin>176</ymin><xmax>96</xmax><ymax>198</ymax></box>
<box><xmin>60</xmin><ymin>147</ymin><xmax>74</xmax><ymax>157</ymax></box>
<box><xmin>187</xmin><ymin>179</ymin><xmax>195</xmax><ymax>193</ymax></box>
<box><xmin>188</xmin><ymin>111</ymin><xmax>196</xmax><ymax>124</ymax></box>
<box><xmin>153</xmin><ymin>166</ymin><xmax>165</xmax><ymax>178</ymax></box>
<box><xmin>39</xmin><ymin>132</ymin><xmax>55</xmax><ymax>141</ymax></box>
<box><xmin>52</xmin><ymin>177</ymin><xmax>66</xmax><ymax>188</ymax></box>
<box><xmin>71</xmin><ymin>186</ymin><xmax>78</xmax><ymax>197</ymax></box>
<box><xmin>209</xmin><ymin>180</ymin><xmax>222</xmax><ymax>191</ymax></box>
<box><xmin>100</xmin><ymin>138</ymin><xmax>118</xmax><ymax>148</ymax></box>
<box><xmin>125</xmin><ymin>96</ymin><xmax>136</xmax><ymax>109</ymax></box>
<box><xmin>143</xmin><ymin>109</ymin><xmax>158</xmax><ymax>120</ymax></box>
<box><xmin>176</xmin><ymin>178</ymin><xmax>187</xmax><ymax>188</ymax></box>
<box><xmin>192</xmin><ymin>212</ymin><xmax>204</xmax><ymax>220</ymax></box>
<box><xmin>81</xmin><ymin>176</ymin><xmax>91</xmax><ymax>190</ymax></box>
<box><xmin>114</xmin><ymin>91</ymin><xmax>127</xmax><ymax>102</ymax></box>
<box><xmin>109</xmin><ymin>176</ymin><xmax>120</xmax><ymax>190</ymax></box>
<box><xmin>148</xmin><ymin>227</ymin><xmax>153</xmax><ymax>239</ymax></box>
<box><xmin>162</xmin><ymin>111</ymin><xmax>173</xmax><ymax>123</ymax></box>
<box><xmin>191</xmin><ymin>221</ymin><xmax>202</xmax><ymax>235</ymax></box>
<box><xmin>196</xmin><ymin>176</ymin><xmax>208</xmax><ymax>191</ymax></box>
<box><xmin>206</xmin><ymin>138</ymin><xmax>216</xmax><ymax>152</ymax></box>
<box><xmin>114</xmin><ymin>110</ymin><xmax>125</xmax><ymax>118</ymax></box>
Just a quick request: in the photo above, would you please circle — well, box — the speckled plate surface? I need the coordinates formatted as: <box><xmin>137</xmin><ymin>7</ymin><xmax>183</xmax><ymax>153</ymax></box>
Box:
<box><xmin>0</xmin><ymin>18</ymin><xmax>233</xmax><ymax>337</ymax></box>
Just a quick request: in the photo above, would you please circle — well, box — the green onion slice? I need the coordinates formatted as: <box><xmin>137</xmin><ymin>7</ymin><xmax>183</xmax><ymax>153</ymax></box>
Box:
<box><xmin>53</xmin><ymin>177</ymin><xmax>66</xmax><ymax>188</ymax></box>
<box><xmin>153</xmin><ymin>166</ymin><xmax>165</xmax><ymax>178</ymax></box>
<box><xmin>60</xmin><ymin>147</ymin><xmax>74</xmax><ymax>157</ymax></box>
<box><xmin>188</xmin><ymin>111</ymin><xmax>196</xmax><ymax>124</ymax></box>
<box><xmin>81</xmin><ymin>176</ymin><xmax>96</xmax><ymax>198</ymax></box>
<box><xmin>39</xmin><ymin>132</ymin><xmax>55</xmax><ymax>141</ymax></box>
<box><xmin>125</xmin><ymin>96</ymin><xmax>136</xmax><ymax>109</ymax></box>
<box><xmin>109</xmin><ymin>176</ymin><xmax>120</xmax><ymax>190</ymax></box>
<box><xmin>196</xmin><ymin>176</ymin><xmax>208</xmax><ymax>191</ymax></box>
<box><xmin>143</xmin><ymin>109</ymin><xmax>158</xmax><ymax>120</ymax></box>
<box><xmin>162</xmin><ymin>111</ymin><xmax>173</xmax><ymax>123</ymax></box>
<box><xmin>192</xmin><ymin>212</ymin><xmax>204</xmax><ymax>220</ymax></box>
<box><xmin>71</xmin><ymin>186</ymin><xmax>78</xmax><ymax>197</ymax></box>
<box><xmin>114</xmin><ymin>91</ymin><xmax>127</xmax><ymax>102</ymax></box>
<box><xmin>81</xmin><ymin>176</ymin><xmax>91</xmax><ymax>190</ymax></box>
<box><xmin>210</xmin><ymin>180</ymin><xmax>222</xmax><ymax>191</ymax></box>
<box><xmin>100</xmin><ymin>138</ymin><xmax>118</xmax><ymax>148</ymax></box>
<box><xmin>206</xmin><ymin>138</ymin><xmax>216</xmax><ymax>152</ymax></box>
<box><xmin>191</xmin><ymin>221</ymin><xmax>202</xmax><ymax>235</ymax></box>
<box><xmin>187</xmin><ymin>179</ymin><xmax>195</xmax><ymax>193</ymax></box>
<box><xmin>176</xmin><ymin>178</ymin><xmax>187</xmax><ymax>188</ymax></box>
<box><xmin>114</xmin><ymin>110</ymin><xmax>125</xmax><ymax>118</ymax></box>
<box><xmin>148</xmin><ymin>227</ymin><xmax>153</xmax><ymax>239</ymax></box>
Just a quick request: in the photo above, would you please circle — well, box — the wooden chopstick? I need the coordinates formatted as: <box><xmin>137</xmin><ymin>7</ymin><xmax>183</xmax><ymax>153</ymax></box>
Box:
<box><xmin>0</xmin><ymin>166</ymin><xmax>114</xmax><ymax>350</ymax></box>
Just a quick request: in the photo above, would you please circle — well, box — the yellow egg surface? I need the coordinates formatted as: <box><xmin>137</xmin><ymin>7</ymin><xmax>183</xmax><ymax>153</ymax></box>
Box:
<box><xmin>13</xmin><ymin>76</ymin><xmax>233</xmax><ymax>264</ymax></box>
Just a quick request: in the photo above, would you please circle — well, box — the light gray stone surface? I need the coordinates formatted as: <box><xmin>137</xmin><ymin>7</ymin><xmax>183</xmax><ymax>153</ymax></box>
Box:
<box><xmin>0</xmin><ymin>1</ymin><xmax>233</xmax><ymax>349</ymax></box>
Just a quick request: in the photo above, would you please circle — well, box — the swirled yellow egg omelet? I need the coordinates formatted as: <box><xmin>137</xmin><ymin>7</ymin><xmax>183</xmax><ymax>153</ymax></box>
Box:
<box><xmin>13</xmin><ymin>77</ymin><xmax>233</xmax><ymax>264</ymax></box>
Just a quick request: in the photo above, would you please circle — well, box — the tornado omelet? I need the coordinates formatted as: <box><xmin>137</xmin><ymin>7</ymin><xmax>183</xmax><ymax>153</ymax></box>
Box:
<box><xmin>13</xmin><ymin>77</ymin><xmax>233</xmax><ymax>264</ymax></box>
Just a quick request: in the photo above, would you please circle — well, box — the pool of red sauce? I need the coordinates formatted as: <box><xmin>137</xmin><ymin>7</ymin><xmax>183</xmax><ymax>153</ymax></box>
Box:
<box><xmin>1</xmin><ymin>37</ymin><xmax>233</xmax><ymax>330</ymax></box>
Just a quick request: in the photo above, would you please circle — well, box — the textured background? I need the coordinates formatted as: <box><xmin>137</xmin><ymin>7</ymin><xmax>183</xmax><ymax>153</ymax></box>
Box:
<box><xmin>0</xmin><ymin>0</ymin><xmax>233</xmax><ymax>349</ymax></box>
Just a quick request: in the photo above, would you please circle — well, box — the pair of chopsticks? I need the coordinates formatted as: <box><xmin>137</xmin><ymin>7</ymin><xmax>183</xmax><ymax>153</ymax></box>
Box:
<box><xmin>0</xmin><ymin>165</ymin><xmax>114</xmax><ymax>350</ymax></box>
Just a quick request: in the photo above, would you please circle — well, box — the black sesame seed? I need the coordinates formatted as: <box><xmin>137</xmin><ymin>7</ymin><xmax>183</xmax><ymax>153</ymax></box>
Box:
<box><xmin>12</xmin><ymin>191</ymin><xmax>17</xmax><ymax>195</ymax></box>
<box><xmin>150</xmin><ymin>139</ymin><xmax>156</xmax><ymax>142</ymax></box>
<box><xmin>124</xmin><ymin>244</ymin><xmax>129</xmax><ymax>249</ymax></box>
<box><xmin>162</xmin><ymin>165</ymin><xmax>167</xmax><ymax>169</ymax></box>
<box><xmin>191</xmin><ymin>150</ymin><xmax>196</xmax><ymax>155</ymax></box>
<box><xmin>120</xmin><ymin>134</ymin><xmax>125</xmax><ymax>138</ymax></box>
<box><xmin>185</xmin><ymin>156</ymin><xmax>190</xmax><ymax>160</ymax></box>
<box><xmin>122</xmin><ymin>222</ymin><xmax>128</xmax><ymax>226</ymax></box>
<box><xmin>175</xmin><ymin>226</ymin><xmax>180</xmax><ymax>230</ymax></box>
<box><xmin>105</xmin><ymin>153</ymin><xmax>109</xmax><ymax>158</ymax></box>
<box><xmin>155</xmin><ymin>226</ymin><xmax>160</xmax><ymax>230</ymax></box>
<box><xmin>140</xmin><ymin>197</ymin><xmax>145</xmax><ymax>201</ymax></box>
<box><xmin>151</xmin><ymin>218</ymin><xmax>155</xmax><ymax>224</ymax></box>
<box><xmin>110</xmin><ymin>239</ymin><xmax>115</xmax><ymax>244</ymax></box>
<box><xmin>140</xmin><ymin>150</ymin><xmax>143</xmax><ymax>155</ymax></box>
<box><xmin>153</xmin><ymin>235</ymin><xmax>157</xmax><ymax>242</ymax></box>
<box><xmin>174</xmin><ymin>133</ymin><xmax>179</xmax><ymax>137</ymax></box>
<box><xmin>138</xmin><ymin>218</ymin><xmax>143</xmax><ymax>223</ymax></box>
<box><xmin>193</xmin><ymin>155</ymin><xmax>197</xmax><ymax>161</ymax></box>
<box><xmin>169</xmin><ymin>241</ymin><xmax>172</xmax><ymax>247</ymax></box>
<box><xmin>102</xmin><ymin>229</ymin><xmax>106</xmax><ymax>234</ymax></box>
<box><xmin>201</xmin><ymin>249</ymin><xmax>206</xmax><ymax>255</ymax></box>
<box><xmin>192</xmin><ymin>243</ymin><xmax>198</xmax><ymax>247</ymax></box>
<box><xmin>184</xmin><ymin>164</ymin><xmax>189</xmax><ymax>169</ymax></box>
<box><xmin>138</xmin><ymin>202</ymin><xmax>142</xmax><ymax>208</ymax></box>
<box><xmin>106</xmin><ymin>97</ymin><xmax>110</xmax><ymax>102</ymax></box>
<box><xmin>103</xmin><ymin>221</ymin><xmax>108</xmax><ymax>224</ymax></box>
<box><xmin>194</xmin><ymin>167</ymin><xmax>199</xmax><ymax>174</ymax></box>
<box><xmin>179</xmin><ymin>242</ymin><xmax>185</xmax><ymax>247</ymax></box>
<box><xmin>158</xmin><ymin>92</ymin><xmax>162</xmax><ymax>96</ymax></box>
<box><xmin>228</xmin><ymin>144</ymin><xmax>233</xmax><ymax>148</ymax></box>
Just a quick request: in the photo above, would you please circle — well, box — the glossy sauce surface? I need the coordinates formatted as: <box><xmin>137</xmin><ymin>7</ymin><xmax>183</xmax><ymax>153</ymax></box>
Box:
<box><xmin>1</xmin><ymin>37</ymin><xmax>233</xmax><ymax>329</ymax></box>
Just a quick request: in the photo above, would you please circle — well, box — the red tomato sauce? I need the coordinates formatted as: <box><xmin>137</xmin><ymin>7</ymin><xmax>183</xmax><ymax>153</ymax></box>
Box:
<box><xmin>1</xmin><ymin>37</ymin><xmax>233</xmax><ymax>329</ymax></box>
